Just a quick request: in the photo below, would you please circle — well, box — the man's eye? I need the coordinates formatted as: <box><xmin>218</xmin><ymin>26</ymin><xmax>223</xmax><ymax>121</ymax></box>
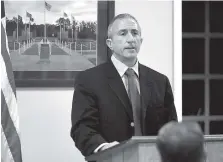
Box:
<box><xmin>120</xmin><ymin>32</ymin><xmax>125</xmax><ymax>35</ymax></box>
<box><xmin>133</xmin><ymin>31</ymin><xmax>139</xmax><ymax>35</ymax></box>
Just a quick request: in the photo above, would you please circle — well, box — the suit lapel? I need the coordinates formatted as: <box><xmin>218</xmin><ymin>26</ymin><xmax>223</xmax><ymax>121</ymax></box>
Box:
<box><xmin>105</xmin><ymin>61</ymin><xmax>133</xmax><ymax>121</ymax></box>
<box><xmin>104</xmin><ymin>61</ymin><xmax>154</xmax><ymax>127</ymax></box>
<box><xmin>139</xmin><ymin>64</ymin><xmax>153</xmax><ymax>133</ymax></box>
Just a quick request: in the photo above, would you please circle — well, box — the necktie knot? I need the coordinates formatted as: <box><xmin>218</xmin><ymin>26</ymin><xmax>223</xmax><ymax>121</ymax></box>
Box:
<box><xmin>125</xmin><ymin>68</ymin><xmax>136</xmax><ymax>77</ymax></box>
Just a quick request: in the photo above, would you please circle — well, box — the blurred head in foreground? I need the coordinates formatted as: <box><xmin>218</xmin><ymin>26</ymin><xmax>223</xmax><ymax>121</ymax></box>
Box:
<box><xmin>156</xmin><ymin>121</ymin><xmax>206</xmax><ymax>162</ymax></box>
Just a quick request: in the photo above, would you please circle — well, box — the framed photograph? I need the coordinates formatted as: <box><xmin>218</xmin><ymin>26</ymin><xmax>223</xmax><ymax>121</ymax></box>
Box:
<box><xmin>5</xmin><ymin>1</ymin><xmax>114</xmax><ymax>87</ymax></box>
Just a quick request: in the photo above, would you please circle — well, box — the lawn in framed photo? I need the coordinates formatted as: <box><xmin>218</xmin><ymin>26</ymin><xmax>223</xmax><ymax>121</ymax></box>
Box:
<box><xmin>4</xmin><ymin>0</ymin><xmax>114</xmax><ymax>87</ymax></box>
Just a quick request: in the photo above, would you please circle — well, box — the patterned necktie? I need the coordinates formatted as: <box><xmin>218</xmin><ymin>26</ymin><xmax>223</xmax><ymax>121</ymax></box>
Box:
<box><xmin>125</xmin><ymin>68</ymin><xmax>142</xmax><ymax>136</ymax></box>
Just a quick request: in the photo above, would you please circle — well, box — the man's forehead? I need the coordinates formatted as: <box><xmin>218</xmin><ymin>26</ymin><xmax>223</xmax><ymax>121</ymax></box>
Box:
<box><xmin>112</xmin><ymin>18</ymin><xmax>140</xmax><ymax>31</ymax></box>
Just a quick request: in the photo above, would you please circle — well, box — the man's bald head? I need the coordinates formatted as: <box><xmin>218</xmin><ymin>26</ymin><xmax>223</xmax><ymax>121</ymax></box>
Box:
<box><xmin>156</xmin><ymin>121</ymin><xmax>206</xmax><ymax>162</ymax></box>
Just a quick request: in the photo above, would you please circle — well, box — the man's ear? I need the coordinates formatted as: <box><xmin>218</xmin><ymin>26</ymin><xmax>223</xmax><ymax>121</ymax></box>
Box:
<box><xmin>106</xmin><ymin>38</ymin><xmax>113</xmax><ymax>50</ymax></box>
<box><xmin>140</xmin><ymin>37</ymin><xmax>143</xmax><ymax>44</ymax></box>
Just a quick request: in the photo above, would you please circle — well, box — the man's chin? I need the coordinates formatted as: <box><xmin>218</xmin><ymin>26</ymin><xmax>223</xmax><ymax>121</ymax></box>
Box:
<box><xmin>124</xmin><ymin>52</ymin><xmax>138</xmax><ymax>58</ymax></box>
<box><xmin>113</xmin><ymin>52</ymin><xmax>138</xmax><ymax>61</ymax></box>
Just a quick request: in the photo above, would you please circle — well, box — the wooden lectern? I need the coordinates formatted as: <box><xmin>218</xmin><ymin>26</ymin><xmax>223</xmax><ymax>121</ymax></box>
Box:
<box><xmin>86</xmin><ymin>135</ymin><xmax>223</xmax><ymax>162</ymax></box>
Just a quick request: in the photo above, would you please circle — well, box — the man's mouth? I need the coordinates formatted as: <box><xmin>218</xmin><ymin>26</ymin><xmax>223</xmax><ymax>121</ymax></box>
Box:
<box><xmin>125</xmin><ymin>47</ymin><xmax>135</xmax><ymax>49</ymax></box>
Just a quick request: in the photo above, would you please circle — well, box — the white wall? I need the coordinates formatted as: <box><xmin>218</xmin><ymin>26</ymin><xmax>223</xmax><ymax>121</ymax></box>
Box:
<box><xmin>116</xmin><ymin>0</ymin><xmax>182</xmax><ymax>120</ymax></box>
<box><xmin>17</xmin><ymin>1</ymin><xmax>178</xmax><ymax>162</ymax></box>
<box><xmin>116</xmin><ymin>0</ymin><xmax>174</xmax><ymax>85</ymax></box>
<box><xmin>17</xmin><ymin>90</ymin><xmax>82</xmax><ymax>162</ymax></box>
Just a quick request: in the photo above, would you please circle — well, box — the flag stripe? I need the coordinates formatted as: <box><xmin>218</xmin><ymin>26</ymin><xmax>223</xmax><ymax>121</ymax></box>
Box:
<box><xmin>1</xmin><ymin>91</ymin><xmax>22</xmax><ymax>162</ymax></box>
<box><xmin>1</xmin><ymin>22</ymin><xmax>20</xmax><ymax>136</ymax></box>
<box><xmin>1</xmin><ymin>23</ymin><xmax>16</xmax><ymax>96</ymax></box>
<box><xmin>1</xmin><ymin>126</ymin><xmax>14</xmax><ymax>162</ymax></box>
<box><xmin>1</xmin><ymin>1</ymin><xmax>22</xmax><ymax>162</ymax></box>
<box><xmin>1</xmin><ymin>54</ymin><xmax>19</xmax><ymax>134</ymax></box>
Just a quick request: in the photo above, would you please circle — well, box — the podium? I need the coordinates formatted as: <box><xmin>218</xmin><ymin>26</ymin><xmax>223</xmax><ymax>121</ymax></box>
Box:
<box><xmin>86</xmin><ymin>135</ymin><xmax>223</xmax><ymax>162</ymax></box>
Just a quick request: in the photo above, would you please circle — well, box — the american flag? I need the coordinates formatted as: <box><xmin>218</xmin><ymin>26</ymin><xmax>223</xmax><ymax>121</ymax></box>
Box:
<box><xmin>64</xmin><ymin>12</ymin><xmax>68</xmax><ymax>17</ymax></box>
<box><xmin>1</xmin><ymin>1</ymin><xmax>23</xmax><ymax>162</ymax></box>
<box><xmin>45</xmin><ymin>1</ymin><xmax>52</xmax><ymax>11</ymax></box>
<box><xmin>26</xmin><ymin>11</ymin><xmax>32</xmax><ymax>18</ymax></box>
<box><xmin>71</xmin><ymin>15</ymin><xmax>74</xmax><ymax>21</ymax></box>
<box><xmin>18</xmin><ymin>15</ymin><xmax>22</xmax><ymax>21</ymax></box>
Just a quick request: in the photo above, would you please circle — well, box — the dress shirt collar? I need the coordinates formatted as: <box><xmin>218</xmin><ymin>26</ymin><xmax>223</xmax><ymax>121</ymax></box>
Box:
<box><xmin>111</xmin><ymin>55</ymin><xmax>139</xmax><ymax>78</ymax></box>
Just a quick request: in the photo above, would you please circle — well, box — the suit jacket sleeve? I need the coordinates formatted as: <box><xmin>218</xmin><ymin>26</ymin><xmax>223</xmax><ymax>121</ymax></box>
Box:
<box><xmin>164</xmin><ymin>76</ymin><xmax>178</xmax><ymax>122</ymax></box>
<box><xmin>70</xmin><ymin>72</ymin><xmax>107</xmax><ymax>156</ymax></box>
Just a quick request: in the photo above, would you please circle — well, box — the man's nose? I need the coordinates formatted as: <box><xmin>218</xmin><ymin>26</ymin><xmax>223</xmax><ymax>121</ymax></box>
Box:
<box><xmin>126</xmin><ymin>33</ymin><xmax>134</xmax><ymax>42</ymax></box>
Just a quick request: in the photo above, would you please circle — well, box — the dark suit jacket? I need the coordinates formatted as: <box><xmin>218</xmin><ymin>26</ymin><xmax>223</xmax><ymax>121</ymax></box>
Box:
<box><xmin>70</xmin><ymin>60</ymin><xmax>177</xmax><ymax>157</ymax></box>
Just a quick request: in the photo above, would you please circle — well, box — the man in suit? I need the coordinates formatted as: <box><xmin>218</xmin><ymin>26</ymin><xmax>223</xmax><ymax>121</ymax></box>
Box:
<box><xmin>70</xmin><ymin>13</ymin><xmax>178</xmax><ymax>157</ymax></box>
<box><xmin>156</xmin><ymin>121</ymin><xmax>206</xmax><ymax>162</ymax></box>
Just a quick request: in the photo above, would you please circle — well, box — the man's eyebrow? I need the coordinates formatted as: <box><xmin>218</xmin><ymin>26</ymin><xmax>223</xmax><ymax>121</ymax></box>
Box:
<box><xmin>132</xmin><ymin>29</ymin><xmax>139</xmax><ymax>32</ymax></box>
<box><xmin>118</xmin><ymin>29</ymin><xmax>139</xmax><ymax>32</ymax></box>
<box><xmin>118</xmin><ymin>29</ymin><xmax>127</xmax><ymax>32</ymax></box>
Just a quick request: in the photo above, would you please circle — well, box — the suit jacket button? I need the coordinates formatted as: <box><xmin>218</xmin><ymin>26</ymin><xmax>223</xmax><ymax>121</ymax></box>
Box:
<box><xmin>130</xmin><ymin>122</ymin><xmax>134</xmax><ymax>127</ymax></box>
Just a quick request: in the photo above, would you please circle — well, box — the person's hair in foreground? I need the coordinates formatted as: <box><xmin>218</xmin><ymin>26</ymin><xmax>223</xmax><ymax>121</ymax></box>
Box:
<box><xmin>156</xmin><ymin>121</ymin><xmax>206</xmax><ymax>162</ymax></box>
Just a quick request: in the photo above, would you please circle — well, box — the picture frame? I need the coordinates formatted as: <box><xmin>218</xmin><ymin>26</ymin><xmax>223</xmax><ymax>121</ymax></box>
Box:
<box><xmin>11</xmin><ymin>1</ymin><xmax>115</xmax><ymax>88</ymax></box>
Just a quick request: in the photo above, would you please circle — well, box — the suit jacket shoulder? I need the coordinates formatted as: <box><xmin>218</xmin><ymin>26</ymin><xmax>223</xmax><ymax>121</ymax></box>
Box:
<box><xmin>74</xmin><ymin>62</ymin><xmax>108</xmax><ymax>86</ymax></box>
<box><xmin>139</xmin><ymin>63</ymin><xmax>169</xmax><ymax>85</ymax></box>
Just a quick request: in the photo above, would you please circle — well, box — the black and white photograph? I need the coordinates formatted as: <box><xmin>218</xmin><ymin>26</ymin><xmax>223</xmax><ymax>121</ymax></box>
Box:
<box><xmin>4</xmin><ymin>0</ymin><xmax>113</xmax><ymax>87</ymax></box>
<box><xmin>1</xmin><ymin>1</ymin><xmax>223</xmax><ymax>162</ymax></box>
<box><xmin>6</xmin><ymin>1</ymin><xmax>97</xmax><ymax>70</ymax></box>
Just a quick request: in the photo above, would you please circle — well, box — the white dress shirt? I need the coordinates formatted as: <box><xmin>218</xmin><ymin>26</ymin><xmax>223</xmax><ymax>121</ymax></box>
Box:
<box><xmin>111</xmin><ymin>55</ymin><xmax>140</xmax><ymax>93</ymax></box>
<box><xmin>94</xmin><ymin>55</ymin><xmax>140</xmax><ymax>153</ymax></box>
